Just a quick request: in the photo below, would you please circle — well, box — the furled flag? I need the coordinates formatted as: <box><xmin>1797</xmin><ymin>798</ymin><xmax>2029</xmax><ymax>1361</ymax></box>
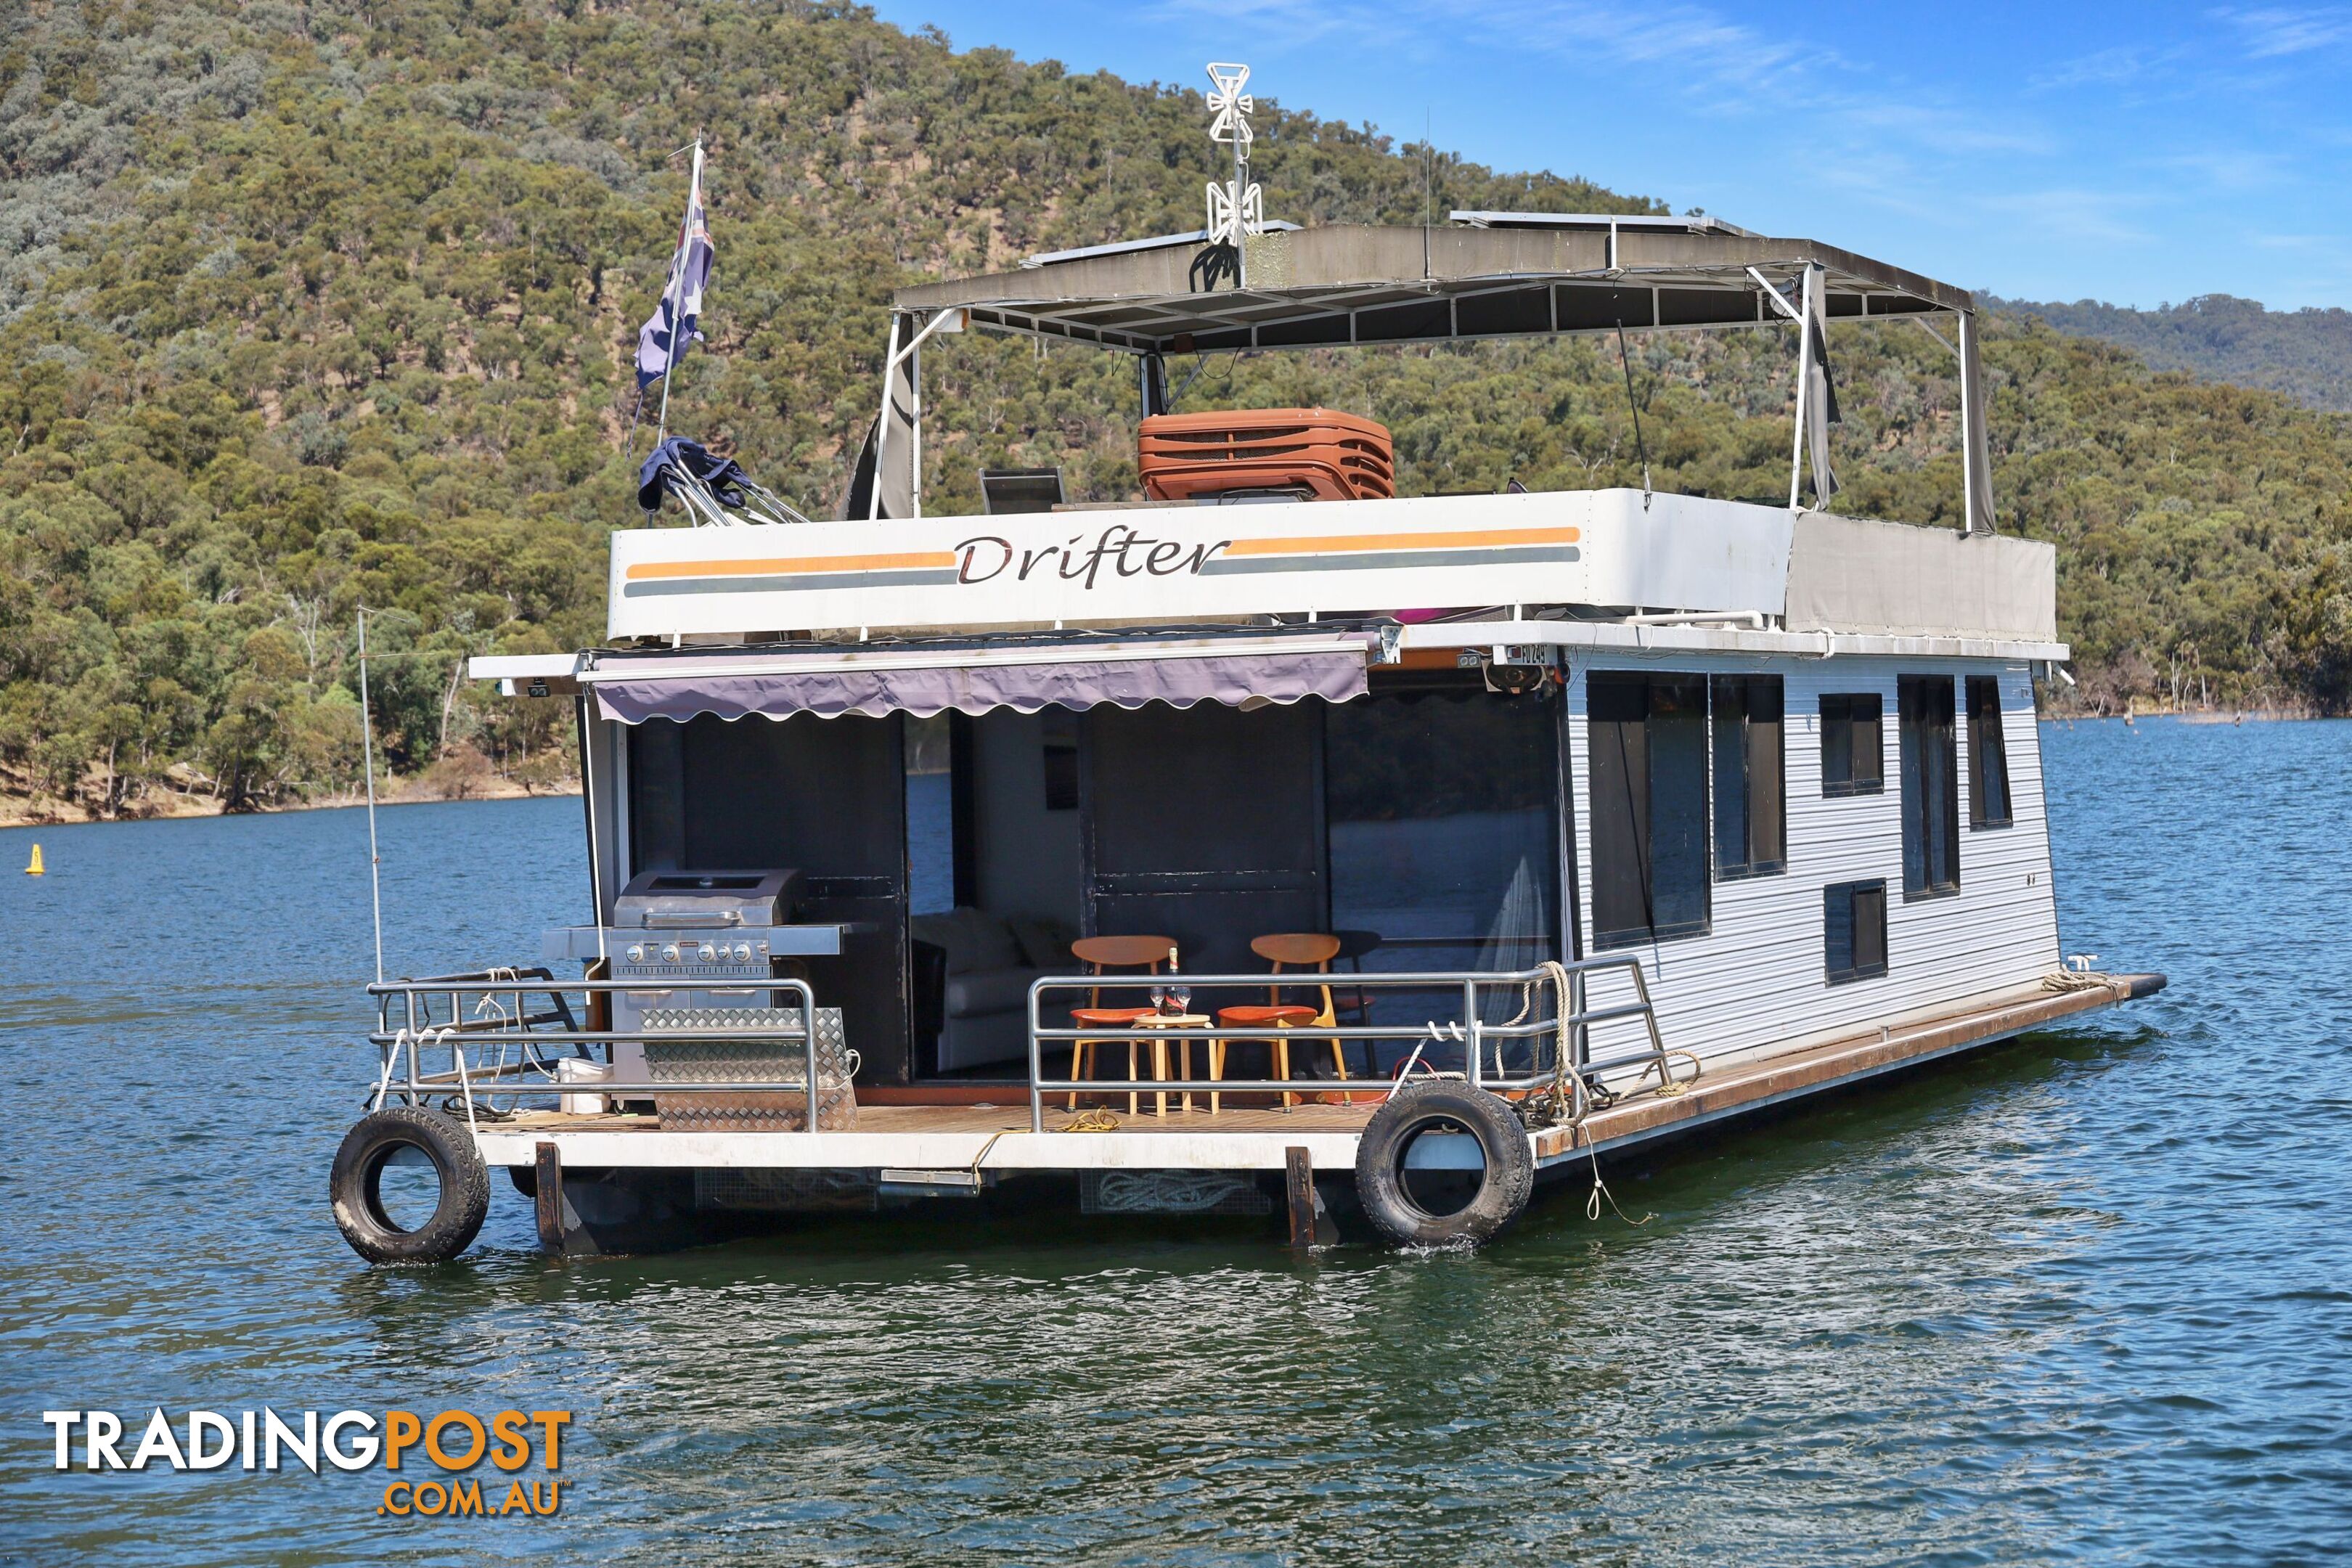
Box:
<box><xmin>1798</xmin><ymin>262</ymin><xmax>1842</xmax><ymax>502</ymax></box>
<box><xmin>635</xmin><ymin>143</ymin><xmax>712</xmax><ymax>388</ymax></box>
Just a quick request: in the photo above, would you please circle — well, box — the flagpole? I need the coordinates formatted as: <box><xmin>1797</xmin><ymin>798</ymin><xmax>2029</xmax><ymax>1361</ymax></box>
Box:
<box><xmin>653</xmin><ymin>139</ymin><xmax>703</xmax><ymax>450</ymax></box>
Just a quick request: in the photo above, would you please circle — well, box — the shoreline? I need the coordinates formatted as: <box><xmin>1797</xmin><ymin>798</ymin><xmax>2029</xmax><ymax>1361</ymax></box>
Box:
<box><xmin>1</xmin><ymin>707</ymin><xmax>2332</xmax><ymax>830</ymax></box>
<box><xmin>0</xmin><ymin>777</ymin><xmax>583</xmax><ymax>832</ymax></box>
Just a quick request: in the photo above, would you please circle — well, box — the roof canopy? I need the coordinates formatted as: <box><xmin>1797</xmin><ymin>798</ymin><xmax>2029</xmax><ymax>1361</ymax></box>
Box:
<box><xmin>893</xmin><ymin>219</ymin><xmax>1972</xmax><ymax>356</ymax></box>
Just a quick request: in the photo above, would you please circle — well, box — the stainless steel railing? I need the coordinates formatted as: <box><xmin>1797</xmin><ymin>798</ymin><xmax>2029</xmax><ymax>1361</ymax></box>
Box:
<box><xmin>364</xmin><ymin>971</ymin><xmax>825</xmax><ymax>1136</ymax></box>
<box><xmin>1022</xmin><ymin>958</ymin><xmax>1673</xmax><ymax>1133</ymax></box>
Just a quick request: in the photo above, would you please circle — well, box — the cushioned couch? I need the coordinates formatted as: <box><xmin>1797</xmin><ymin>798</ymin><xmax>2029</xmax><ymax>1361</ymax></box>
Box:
<box><xmin>909</xmin><ymin>908</ymin><xmax>1074</xmax><ymax>1073</ymax></box>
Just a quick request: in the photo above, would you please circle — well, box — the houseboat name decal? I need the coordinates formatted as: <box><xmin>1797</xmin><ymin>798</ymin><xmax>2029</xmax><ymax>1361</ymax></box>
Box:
<box><xmin>620</xmin><ymin>523</ymin><xmax>1580</xmax><ymax>598</ymax></box>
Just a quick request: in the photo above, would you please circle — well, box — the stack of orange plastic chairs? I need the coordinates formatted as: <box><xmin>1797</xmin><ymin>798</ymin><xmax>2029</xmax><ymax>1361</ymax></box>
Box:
<box><xmin>1139</xmin><ymin>408</ymin><xmax>1395</xmax><ymax>502</ymax></box>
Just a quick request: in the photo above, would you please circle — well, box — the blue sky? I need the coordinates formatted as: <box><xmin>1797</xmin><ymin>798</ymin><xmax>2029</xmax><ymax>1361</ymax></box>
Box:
<box><xmin>871</xmin><ymin>1</ymin><xmax>2352</xmax><ymax>310</ymax></box>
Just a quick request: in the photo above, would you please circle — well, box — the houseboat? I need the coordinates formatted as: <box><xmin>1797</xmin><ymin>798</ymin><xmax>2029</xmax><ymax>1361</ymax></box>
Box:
<box><xmin>330</xmin><ymin>176</ymin><xmax>2163</xmax><ymax>1262</ymax></box>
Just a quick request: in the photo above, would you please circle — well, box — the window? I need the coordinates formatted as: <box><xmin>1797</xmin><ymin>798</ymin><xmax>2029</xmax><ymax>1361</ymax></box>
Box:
<box><xmin>1967</xmin><ymin>676</ymin><xmax>2013</xmax><ymax>828</ymax></box>
<box><xmin>1898</xmin><ymin>675</ymin><xmax>1960</xmax><ymax>897</ymax></box>
<box><xmin>1328</xmin><ymin>678</ymin><xmax>1561</xmax><ymax>996</ymax></box>
<box><xmin>1712</xmin><ymin>675</ymin><xmax>1785</xmax><ymax>878</ymax></box>
<box><xmin>904</xmin><ymin>714</ymin><xmax>955</xmax><ymax>914</ymax></box>
<box><xmin>1589</xmin><ymin>672</ymin><xmax>1710</xmax><ymax>947</ymax></box>
<box><xmin>1819</xmin><ymin>693</ymin><xmax>1883</xmax><ymax>796</ymax></box>
<box><xmin>1824</xmin><ymin>879</ymin><xmax>1887</xmax><ymax>982</ymax></box>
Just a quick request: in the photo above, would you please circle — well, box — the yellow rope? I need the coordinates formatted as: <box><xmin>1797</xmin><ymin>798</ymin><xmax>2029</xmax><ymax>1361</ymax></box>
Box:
<box><xmin>1646</xmin><ymin>1049</ymin><xmax>1705</xmax><ymax>1098</ymax></box>
<box><xmin>1058</xmin><ymin>1108</ymin><xmax>1122</xmax><ymax>1133</ymax></box>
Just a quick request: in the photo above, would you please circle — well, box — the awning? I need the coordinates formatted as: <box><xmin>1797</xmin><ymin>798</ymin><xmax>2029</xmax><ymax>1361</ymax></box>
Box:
<box><xmin>584</xmin><ymin>636</ymin><xmax>1373</xmax><ymax>724</ymax></box>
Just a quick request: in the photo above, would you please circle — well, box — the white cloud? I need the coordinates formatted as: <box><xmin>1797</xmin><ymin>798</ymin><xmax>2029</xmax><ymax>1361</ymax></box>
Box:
<box><xmin>2155</xmin><ymin>148</ymin><xmax>2295</xmax><ymax>189</ymax></box>
<box><xmin>2213</xmin><ymin>6</ymin><xmax>2352</xmax><ymax>57</ymax></box>
<box><xmin>1977</xmin><ymin>188</ymin><xmax>2156</xmax><ymax>248</ymax></box>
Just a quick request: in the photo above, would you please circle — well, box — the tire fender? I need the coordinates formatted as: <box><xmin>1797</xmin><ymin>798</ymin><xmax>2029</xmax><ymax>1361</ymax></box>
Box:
<box><xmin>330</xmin><ymin>1106</ymin><xmax>491</xmax><ymax>1265</ymax></box>
<box><xmin>1353</xmin><ymin>1080</ymin><xmax>1535</xmax><ymax>1247</ymax></box>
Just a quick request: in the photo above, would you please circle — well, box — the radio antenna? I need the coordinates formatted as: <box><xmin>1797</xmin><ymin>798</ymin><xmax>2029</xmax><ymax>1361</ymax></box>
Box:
<box><xmin>1204</xmin><ymin>62</ymin><xmax>1262</xmax><ymax>287</ymax></box>
<box><xmin>357</xmin><ymin>608</ymin><xmax>385</xmax><ymax>984</ymax></box>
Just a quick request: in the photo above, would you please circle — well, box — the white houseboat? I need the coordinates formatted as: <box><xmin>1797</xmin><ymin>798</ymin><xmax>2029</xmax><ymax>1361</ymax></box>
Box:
<box><xmin>330</xmin><ymin>166</ymin><xmax>2162</xmax><ymax>1262</ymax></box>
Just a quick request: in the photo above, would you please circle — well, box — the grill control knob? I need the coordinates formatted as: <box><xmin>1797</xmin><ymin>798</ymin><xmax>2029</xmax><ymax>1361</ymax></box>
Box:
<box><xmin>698</xmin><ymin>942</ymin><xmax>717</xmax><ymax>962</ymax></box>
<box><xmin>732</xmin><ymin>942</ymin><xmax>752</xmax><ymax>962</ymax></box>
<box><xmin>661</xmin><ymin>944</ymin><xmax>680</xmax><ymax>963</ymax></box>
<box><xmin>626</xmin><ymin>944</ymin><xmax>645</xmax><ymax>963</ymax></box>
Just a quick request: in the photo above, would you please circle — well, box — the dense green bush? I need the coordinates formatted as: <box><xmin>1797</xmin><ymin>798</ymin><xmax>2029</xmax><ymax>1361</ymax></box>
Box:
<box><xmin>3</xmin><ymin>1</ymin><xmax>2348</xmax><ymax>814</ymax></box>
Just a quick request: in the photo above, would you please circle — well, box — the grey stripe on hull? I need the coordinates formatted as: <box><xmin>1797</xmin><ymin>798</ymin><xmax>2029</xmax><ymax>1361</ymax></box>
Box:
<box><xmin>1198</xmin><ymin>545</ymin><xmax>1581</xmax><ymax>575</ymax></box>
<box><xmin>624</xmin><ymin>568</ymin><xmax>964</xmax><ymax>597</ymax></box>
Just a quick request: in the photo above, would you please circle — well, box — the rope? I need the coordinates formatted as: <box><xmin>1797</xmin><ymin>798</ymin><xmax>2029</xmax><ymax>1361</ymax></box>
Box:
<box><xmin>1572</xmin><ymin>1121</ymin><xmax>1654</xmax><ymax>1227</ymax></box>
<box><xmin>1513</xmin><ymin>960</ymin><xmax>1659</xmax><ymax>1227</ymax></box>
<box><xmin>1646</xmin><ymin>1049</ymin><xmax>1705</xmax><ymax>1098</ymax></box>
<box><xmin>1058</xmin><ymin>1108</ymin><xmax>1122</xmax><ymax>1133</ymax></box>
<box><xmin>2043</xmin><ymin>968</ymin><xmax>2113</xmax><ymax>994</ymax></box>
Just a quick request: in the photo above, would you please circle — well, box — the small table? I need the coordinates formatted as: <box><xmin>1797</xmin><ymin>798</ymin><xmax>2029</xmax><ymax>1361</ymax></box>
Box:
<box><xmin>1130</xmin><ymin>1013</ymin><xmax>1212</xmax><ymax>1116</ymax></box>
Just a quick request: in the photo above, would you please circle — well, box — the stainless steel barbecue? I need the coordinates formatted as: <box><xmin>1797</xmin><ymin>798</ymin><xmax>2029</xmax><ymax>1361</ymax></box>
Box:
<box><xmin>612</xmin><ymin>869</ymin><xmax>800</xmax><ymax>931</ymax></box>
<box><xmin>602</xmin><ymin>870</ymin><xmax>811</xmax><ymax>1082</ymax></box>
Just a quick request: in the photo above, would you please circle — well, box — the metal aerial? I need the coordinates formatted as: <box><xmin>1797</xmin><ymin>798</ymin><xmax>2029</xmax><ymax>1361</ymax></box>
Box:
<box><xmin>1204</xmin><ymin>62</ymin><xmax>1263</xmax><ymax>285</ymax></box>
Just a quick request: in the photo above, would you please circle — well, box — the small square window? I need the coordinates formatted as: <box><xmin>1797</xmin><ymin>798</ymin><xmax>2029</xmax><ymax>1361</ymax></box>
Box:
<box><xmin>1825</xmin><ymin>878</ymin><xmax>1887</xmax><ymax>983</ymax></box>
<box><xmin>1820</xmin><ymin>693</ymin><xmax>1884</xmax><ymax>797</ymax></box>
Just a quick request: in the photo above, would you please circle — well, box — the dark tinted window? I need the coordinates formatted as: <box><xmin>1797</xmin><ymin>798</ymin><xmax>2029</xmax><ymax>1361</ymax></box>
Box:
<box><xmin>1328</xmin><ymin>682</ymin><xmax>1560</xmax><ymax>1034</ymax></box>
<box><xmin>1898</xmin><ymin>676</ymin><xmax>1960</xmax><ymax>897</ymax></box>
<box><xmin>1967</xmin><ymin>676</ymin><xmax>2013</xmax><ymax>829</ymax></box>
<box><xmin>1712</xmin><ymin>675</ymin><xmax>1785</xmax><ymax>878</ymax></box>
<box><xmin>1820</xmin><ymin>693</ymin><xmax>1883</xmax><ymax>796</ymax></box>
<box><xmin>1590</xmin><ymin>672</ymin><xmax>1710</xmax><ymax>947</ymax></box>
<box><xmin>1824</xmin><ymin>879</ymin><xmax>1887</xmax><ymax>982</ymax></box>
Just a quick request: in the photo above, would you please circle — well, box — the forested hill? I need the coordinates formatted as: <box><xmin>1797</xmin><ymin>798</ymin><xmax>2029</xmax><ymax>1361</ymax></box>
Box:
<box><xmin>4</xmin><ymin>3</ymin><xmax>2351</xmax><ymax>820</ymax></box>
<box><xmin>1996</xmin><ymin>295</ymin><xmax>2352</xmax><ymax>414</ymax></box>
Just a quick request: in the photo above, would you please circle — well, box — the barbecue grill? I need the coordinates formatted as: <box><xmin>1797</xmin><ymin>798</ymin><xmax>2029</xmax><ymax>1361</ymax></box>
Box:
<box><xmin>604</xmin><ymin>870</ymin><xmax>807</xmax><ymax>1085</ymax></box>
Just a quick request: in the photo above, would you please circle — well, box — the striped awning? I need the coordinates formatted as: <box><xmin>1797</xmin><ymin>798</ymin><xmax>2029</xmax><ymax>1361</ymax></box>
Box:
<box><xmin>583</xmin><ymin>635</ymin><xmax>1373</xmax><ymax>724</ymax></box>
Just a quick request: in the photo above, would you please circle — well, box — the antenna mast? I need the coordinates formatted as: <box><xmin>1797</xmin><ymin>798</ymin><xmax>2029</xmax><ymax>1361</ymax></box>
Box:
<box><xmin>357</xmin><ymin>608</ymin><xmax>385</xmax><ymax>985</ymax></box>
<box><xmin>1204</xmin><ymin>62</ymin><xmax>1262</xmax><ymax>287</ymax></box>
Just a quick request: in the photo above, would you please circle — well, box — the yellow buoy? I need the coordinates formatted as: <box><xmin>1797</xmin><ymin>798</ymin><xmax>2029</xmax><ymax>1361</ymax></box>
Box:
<box><xmin>25</xmin><ymin>843</ymin><xmax>43</xmax><ymax>875</ymax></box>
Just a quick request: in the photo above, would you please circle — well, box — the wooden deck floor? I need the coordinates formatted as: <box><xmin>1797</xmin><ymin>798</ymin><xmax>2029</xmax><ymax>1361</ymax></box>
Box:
<box><xmin>499</xmin><ymin>1100</ymin><xmax>1379</xmax><ymax>1138</ymax></box>
<box><xmin>474</xmin><ymin>973</ymin><xmax>2153</xmax><ymax>1172</ymax></box>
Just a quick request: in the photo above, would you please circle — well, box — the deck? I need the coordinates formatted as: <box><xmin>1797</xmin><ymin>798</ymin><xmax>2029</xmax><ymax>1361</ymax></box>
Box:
<box><xmin>467</xmin><ymin>975</ymin><xmax>2155</xmax><ymax>1176</ymax></box>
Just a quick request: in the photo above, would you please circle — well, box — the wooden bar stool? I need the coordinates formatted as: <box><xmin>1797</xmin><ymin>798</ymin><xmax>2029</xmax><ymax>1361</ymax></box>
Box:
<box><xmin>1068</xmin><ymin>936</ymin><xmax>1177</xmax><ymax>1113</ymax></box>
<box><xmin>1211</xmin><ymin>934</ymin><xmax>1347</xmax><ymax>1111</ymax></box>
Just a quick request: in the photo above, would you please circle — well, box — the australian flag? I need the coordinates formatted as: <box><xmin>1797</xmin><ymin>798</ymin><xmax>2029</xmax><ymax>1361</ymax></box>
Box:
<box><xmin>635</xmin><ymin>145</ymin><xmax>712</xmax><ymax>388</ymax></box>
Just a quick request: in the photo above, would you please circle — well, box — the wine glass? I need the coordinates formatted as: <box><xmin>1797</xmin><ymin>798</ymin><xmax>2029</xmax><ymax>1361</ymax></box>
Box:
<box><xmin>1150</xmin><ymin>983</ymin><xmax>1168</xmax><ymax>1013</ymax></box>
<box><xmin>1169</xmin><ymin>983</ymin><xmax>1191</xmax><ymax>1016</ymax></box>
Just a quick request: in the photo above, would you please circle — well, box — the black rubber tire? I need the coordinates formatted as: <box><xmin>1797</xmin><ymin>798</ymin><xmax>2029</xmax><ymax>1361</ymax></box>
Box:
<box><xmin>1354</xmin><ymin>1080</ymin><xmax>1535</xmax><ymax>1247</ymax></box>
<box><xmin>330</xmin><ymin>1107</ymin><xmax>490</xmax><ymax>1265</ymax></box>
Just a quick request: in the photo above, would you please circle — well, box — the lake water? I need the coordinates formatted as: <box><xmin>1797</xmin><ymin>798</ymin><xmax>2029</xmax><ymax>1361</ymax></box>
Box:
<box><xmin>2</xmin><ymin>720</ymin><xmax>2346</xmax><ymax>1564</ymax></box>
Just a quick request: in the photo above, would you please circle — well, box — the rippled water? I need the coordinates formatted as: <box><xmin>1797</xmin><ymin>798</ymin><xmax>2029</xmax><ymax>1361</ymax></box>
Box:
<box><xmin>4</xmin><ymin>720</ymin><xmax>2348</xmax><ymax>1565</ymax></box>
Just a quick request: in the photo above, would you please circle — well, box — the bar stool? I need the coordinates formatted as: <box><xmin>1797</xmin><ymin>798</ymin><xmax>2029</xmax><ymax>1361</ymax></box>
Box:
<box><xmin>1068</xmin><ymin>936</ymin><xmax>1177</xmax><ymax>1113</ymax></box>
<box><xmin>1212</xmin><ymin>934</ymin><xmax>1347</xmax><ymax>1111</ymax></box>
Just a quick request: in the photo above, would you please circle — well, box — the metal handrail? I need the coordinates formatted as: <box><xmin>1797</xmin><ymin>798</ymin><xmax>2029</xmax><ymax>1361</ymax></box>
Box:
<box><xmin>363</xmin><ymin>974</ymin><xmax>825</xmax><ymax>1136</ymax></box>
<box><xmin>1021</xmin><ymin>960</ymin><xmax>1673</xmax><ymax>1133</ymax></box>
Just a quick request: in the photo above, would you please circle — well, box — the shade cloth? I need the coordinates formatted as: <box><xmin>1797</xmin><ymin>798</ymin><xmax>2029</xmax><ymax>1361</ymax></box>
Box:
<box><xmin>590</xmin><ymin>645</ymin><xmax>1370</xmax><ymax>724</ymax></box>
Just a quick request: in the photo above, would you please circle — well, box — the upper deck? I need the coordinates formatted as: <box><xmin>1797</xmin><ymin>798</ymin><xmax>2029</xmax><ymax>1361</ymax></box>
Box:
<box><xmin>588</xmin><ymin>208</ymin><xmax>2035</xmax><ymax>661</ymax></box>
<box><xmin>602</xmin><ymin>491</ymin><xmax>2059</xmax><ymax>656</ymax></box>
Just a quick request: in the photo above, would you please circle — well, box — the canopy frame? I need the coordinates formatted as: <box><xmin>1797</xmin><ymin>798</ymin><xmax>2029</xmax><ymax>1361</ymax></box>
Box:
<box><xmin>866</xmin><ymin>219</ymin><xmax>1995</xmax><ymax>536</ymax></box>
